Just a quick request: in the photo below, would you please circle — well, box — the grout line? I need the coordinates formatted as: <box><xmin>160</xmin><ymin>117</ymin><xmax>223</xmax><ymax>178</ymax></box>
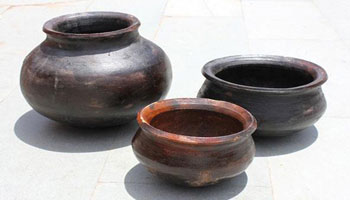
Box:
<box><xmin>89</xmin><ymin>151</ymin><xmax>112</xmax><ymax>200</ymax></box>
<box><xmin>153</xmin><ymin>16</ymin><xmax>165</xmax><ymax>40</ymax></box>
<box><xmin>0</xmin><ymin>86</ymin><xmax>17</xmax><ymax>105</ymax></box>
<box><xmin>89</xmin><ymin>131</ymin><xmax>124</xmax><ymax>200</ymax></box>
<box><xmin>239</xmin><ymin>0</ymin><xmax>251</xmax><ymax>53</ymax></box>
<box><xmin>267</xmin><ymin>158</ymin><xmax>276</xmax><ymax>200</ymax></box>
<box><xmin>311</xmin><ymin>0</ymin><xmax>345</xmax><ymax>43</ymax></box>
<box><xmin>0</xmin><ymin>5</ymin><xmax>11</xmax><ymax>15</ymax></box>
<box><xmin>202</xmin><ymin>0</ymin><xmax>214</xmax><ymax>16</ymax></box>
<box><xmin>85</xmin><ymin>0</ymin><xmax>95</xmax><ymax>11</ymax></box>
<box><xmin>153</xmin><ymin>0</ymin><xmax>170</xmax><ymax>40</ymax></box>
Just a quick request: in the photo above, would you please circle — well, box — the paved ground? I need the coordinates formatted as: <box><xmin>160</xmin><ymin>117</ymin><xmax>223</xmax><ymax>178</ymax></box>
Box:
<box><xmin>0</xmin><ymin>0</ymin><xmax>349</xmax><ymax>199</ymax></box>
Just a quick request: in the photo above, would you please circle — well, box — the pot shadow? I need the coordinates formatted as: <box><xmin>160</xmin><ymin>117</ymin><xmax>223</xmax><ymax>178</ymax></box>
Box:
<box><xmin>254</xmin><ymin>125</ymin><xmax>318</xmax><ymax>157</ymax></box>
<box><xmin>124</xmin><ymin>164</ymin><xmax>248</xmax><ymax>200</ymax></box>
<box><xmin>14</xmin><ymin>110</ymin><xmax>138</xmax><ymax>153</ymax></box>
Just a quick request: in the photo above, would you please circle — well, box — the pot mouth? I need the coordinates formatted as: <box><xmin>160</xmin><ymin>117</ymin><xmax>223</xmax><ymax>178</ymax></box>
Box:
<box><xmin>202</xmin><ymin>55</ymin><xmax>328</xmax><ymax>94</ymax></box>
<box><xmin>43</xmin><ymin>12</ymin><xmax>140</xmax><ymax>39</ymax></box>
<box><xmin>137</xmin><ymin>98</ymin><xmax>257</xmax><ymax>146</ymax></box>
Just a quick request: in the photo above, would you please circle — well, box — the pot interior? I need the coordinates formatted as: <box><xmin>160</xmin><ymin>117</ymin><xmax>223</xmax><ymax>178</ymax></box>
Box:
<box><xmin>150</xmin><ymin>109</ymin><xmax>243</xmax><ymax>137</ymax></box>
<box><xmin>216</xmin><ymin>64</ymin><xmax>314</xmax><ymax>88</ymax></box>
<box><xmin>53</xmin><ymin>16</ymin><xmax>131</xmax><ymax>34</ymax></box>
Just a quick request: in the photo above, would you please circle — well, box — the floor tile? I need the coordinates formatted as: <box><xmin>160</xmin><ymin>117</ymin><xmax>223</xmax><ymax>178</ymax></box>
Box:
<box><xmin>268</xmin><ymin>117</ymin><xmax>350</xmax><ymax>200</ymax></box>
<box><xmin>0</xmin><ymin>89</ymin><xmax>138</xmax><ymax>200</ymax></box>
<box><xmin>0</xmin><ymin>0</ymin><xmax>87</xmax><ymax>6</ymax></box>
<box><xmin>88</xmin><ymin>0</ymin><xmax>167</xmax><ymax>39</ymax></box>
<box><xmin>0</xmin><ymin>5</ymin><xmax>9</xmax><ymax>15</ymax></box>
<box><xmin>243</xmin><ymin>0</ymin><xmax>322</xmax><ymax>20</ymax></box>
<box><xmin>164</xmin><ymin>0</ymin><xmax>212</xmax><ymax>17</ymax></box>
<box><xmin>0</xmin><ymin>90</ymin><xmax>108</xmax><ymax>200</ymax></box>
<box><xmin>0</xmin><ymin>1</ymin><xmax>90</xmax><ymax>53</ymax></box>
<box><xmin>242</xmin><ymin>1</ymin><xmax>338</xmax><ymax>40</ymax></box>
<box><xmin>98</xmin><ymin>145</ymin><xmax>139</xmax><ymax>183</ymax></box>
<box><xmin>344</xmin><ymin>40</ymin><xmax>350</xmax><ymax>50</ymax></box>
<box><xmin>92</xmin><ymin>183</ymin><xmax>131</xmax><ymax>200</ymax></box>
<box><xmin>0</xmin><ymin>51</ymin><xmax>22</xmax><ymax>102</ymax></box>
<box><xmin>165</xmin><ymin>0</ymin><xmax>242</xmax><ymax>17</ymax></box>
<box><xmin>245</xmin><ymin>17</ymin><xmax>338</xmax><ymax>40</ymax></box>
<box><xmin>245</xmin><ymin>158</ymin><xmax>272</xmax><ymax>187</ymax></box>
<box><xmin>314</xmin><ymin>0</ymin><xmax>350</xmax><ymax>20</ymax></box>
<box><xmin>330</xmin><ymin>19</ymin><xmax>350</xmax><ymax>40</ymax></box>
<box><xmin>154</xmin><ymin>16</ymin><xmax>249</xmax><ymax>98</ymax></box>
<box><xmin>204</xmin><ymin>0</ymin><xmax>242</xmax><ymax>17</ymax></box>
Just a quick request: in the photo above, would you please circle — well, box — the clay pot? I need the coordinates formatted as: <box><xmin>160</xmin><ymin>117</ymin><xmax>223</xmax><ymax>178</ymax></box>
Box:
<box><xmin>132</xmin><ymin>98</ymin><xmax>256</xmax><ymax>187</ymax></box>
<box><xmin>198</xmin><ymin>55</ymin><xmax>327</xmax><ymax>137</ymax></box>
<box><xmin>20</xmin><ymin>12</ymin><xmax>172</xmax><ymax>127</ymax></box>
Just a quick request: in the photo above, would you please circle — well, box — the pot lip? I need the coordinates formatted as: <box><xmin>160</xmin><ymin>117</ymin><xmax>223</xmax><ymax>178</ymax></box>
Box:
<box><xmin>137</xmin><ymin>98</ymin><xmax>257</xmax><ymax>146</ymax></box>
<box><xmin>43</xmin><ymin>11</ymin><xmax>140</xmax><ymax>39</ymax></box>
<box><xmin>202</xmin><ymin>55</ymin><xmax>328</xmax><ymax>94</ymax></box>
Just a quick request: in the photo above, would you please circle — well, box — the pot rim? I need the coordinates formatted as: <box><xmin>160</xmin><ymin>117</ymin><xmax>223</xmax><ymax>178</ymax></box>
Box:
<box><xmin>137</xmin><ymin>98</ymin><xmax>257</xmax><ymax>146</ymax></box>
<box><xmin>43</xmin><ymin>11</ymin><xmax>140</xmax><ymax>39</ymax></box>
<box><xmin>202</xmin><ymin>55</ymin><xmax>328</xmax><ymax>94</ymax></box>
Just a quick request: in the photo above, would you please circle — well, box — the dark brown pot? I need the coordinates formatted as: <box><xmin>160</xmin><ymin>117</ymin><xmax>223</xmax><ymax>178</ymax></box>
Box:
<box><xmin>20</xmin><ymin>12</ymin><xmax>172</xmax><ymax>127</ymax></box>
<box><xmin>132</xmin><ymin>98</ymin><xmax>256</xmax><ymax>187</ymax></box>
<box><xmin>198</xmin><ymin>55</ymin><xmax>327</xmax><ymax>137</ymax></box>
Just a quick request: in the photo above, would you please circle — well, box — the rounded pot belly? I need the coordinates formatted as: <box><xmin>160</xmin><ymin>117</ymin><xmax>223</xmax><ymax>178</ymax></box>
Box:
<box><xmin>198</xmin><ymin>81</ymin><xmax>326</xmax><ymax>136</ymax></box>
<box><xmin>21</xmin><ymin>38</ymin><xmax>172</xmax><ymax>127</ymax></box>
<box><xmin>132</xmin><ymin>129</ymin><xmax>255</xmax><ymax>187</ymax></box>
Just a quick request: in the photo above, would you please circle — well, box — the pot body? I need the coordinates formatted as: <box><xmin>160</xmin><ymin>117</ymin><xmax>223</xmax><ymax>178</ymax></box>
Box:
<box><xmin>20</xmin><ymin>13</ymin><xmax>172</xmax><ymax>127</ymax></box>
<box><xmin>132</xmin><ymin>128</ymin><xmax>255</xmax><ymax>187</ymax></box>
<box><xmin>198</xmin><ymin>80</ymin><xmax>326</xmax><ymax>136</ymax></box>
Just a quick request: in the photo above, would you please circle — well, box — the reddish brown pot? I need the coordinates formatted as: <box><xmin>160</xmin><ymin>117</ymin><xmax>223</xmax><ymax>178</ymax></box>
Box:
<box><xmin>132</xmin><ymin>98</ymin><xmax>257</xmax><ymax>187</ymax></box>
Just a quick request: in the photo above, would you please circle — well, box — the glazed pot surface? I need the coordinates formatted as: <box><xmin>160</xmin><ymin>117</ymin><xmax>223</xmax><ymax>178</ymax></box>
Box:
<box><xmin>20</xmin><ymin>12</ymin><xmax>172</xmax><ymax>127</ymax></box>
<box><xmin>132</xmin><ymin>98</ymin><xmax>256</xmax><ymax>187</ymax></box>
<box><xmin>198</xmin><ymin>55</ymin><xmax>327</xmax><ymax>136</ymax></box>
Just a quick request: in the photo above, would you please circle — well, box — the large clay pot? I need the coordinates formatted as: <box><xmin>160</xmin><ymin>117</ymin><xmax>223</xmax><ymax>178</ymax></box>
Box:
<box><xmin>20</xmin><ymin>12</ymin><xmax>172</xmax><ymax>127</ymax></box>
<box><xmin>132</xmin><ymin>98</ymin><xmax>256</xmax><ymax>187</ymax></box>
<box><xmin>198</xmin><ymin>55</ymin><xmax>327</xmax><ymax>137</ymax></box>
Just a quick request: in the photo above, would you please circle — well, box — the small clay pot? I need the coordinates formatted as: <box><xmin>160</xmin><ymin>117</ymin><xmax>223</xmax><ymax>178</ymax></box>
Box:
<box><xmin>132</xmin><ymin>98</ymin><xmax>256</xmax><ymax>187</ymax></box>
<box><xmin>20</xmin><ymin>12</ymin><xmax>172</xmax><ymax>127</ymax></box>
<box><xmin>198</xmin><ymin>55</ymin><xmax>327</xmax><ymax>137</ymax></box>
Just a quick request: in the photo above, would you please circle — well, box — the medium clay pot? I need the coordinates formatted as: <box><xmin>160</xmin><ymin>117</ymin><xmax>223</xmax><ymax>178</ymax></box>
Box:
<box><xmin>132</xmin><ymin>98</ymin><xmax>256</xmax><ymax>187</ymax></box>
<box><xmin>198</xmin><ymin>55</ymin><xmax>327</xmax><ymax>137</ymax></box>
<box><xmin>20</xmin><ymin>12</ymin><xmax>172</xmax><ymax>127</ymax></box>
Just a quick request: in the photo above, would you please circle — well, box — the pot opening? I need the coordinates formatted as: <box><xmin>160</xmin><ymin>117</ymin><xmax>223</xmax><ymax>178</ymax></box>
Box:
<box><xmin>52</xmin><ymin>16</ymin><xmax>132</xmax><ymax>34</ymax></box>
<box><xmin>150</xmin><ymin>109</ymin><xmax>243</xmax><ymax>137</ymax></box>
<box><xmin>216</xmin><ymin>64</ymin><xmax>315</xmax><ymax>88</ymax></box>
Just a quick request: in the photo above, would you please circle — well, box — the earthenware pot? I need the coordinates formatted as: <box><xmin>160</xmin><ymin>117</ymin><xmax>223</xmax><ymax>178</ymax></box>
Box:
<box><xmin>132</xmin><ymin>98</ymin><xmax>256</xmax><ymax>187</ymax></box>
<box><xmin>20</xmin><ymin>12</ymin><xmax>172</xmax><ymax>127</ymax></box>
<box><xmin>198</xmin><ymin>55</ymin><xmax>327</xmax><ymax>137</ymax></box>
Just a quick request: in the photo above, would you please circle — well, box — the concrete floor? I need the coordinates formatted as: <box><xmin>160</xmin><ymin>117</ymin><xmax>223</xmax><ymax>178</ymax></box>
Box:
<box><xmin>1</xmin><ymin>0</ymin><xmax>349</xmax><ymax>199</ymax></box>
